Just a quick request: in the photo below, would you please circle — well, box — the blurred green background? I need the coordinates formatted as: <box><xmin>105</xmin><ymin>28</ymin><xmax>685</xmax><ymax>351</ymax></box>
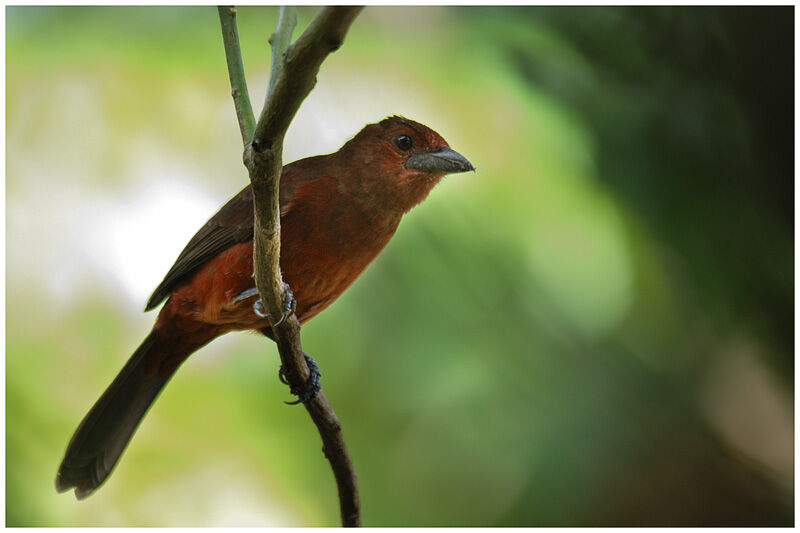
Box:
<box><xmin>6</xmin><ymin>6</ymin><xmax>793</xmax><ymax>526</ymax></box>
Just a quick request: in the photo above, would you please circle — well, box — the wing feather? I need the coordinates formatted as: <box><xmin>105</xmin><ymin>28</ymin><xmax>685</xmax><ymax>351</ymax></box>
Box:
<box><xmin>144</xmin><ymin>187</ymin><xmax>254</xmax><ymax>310</ymax></box>
<box><xmin>144</xmin><ymin>157</ymin><xmax>329</xmax><ymax>311</ymax></box>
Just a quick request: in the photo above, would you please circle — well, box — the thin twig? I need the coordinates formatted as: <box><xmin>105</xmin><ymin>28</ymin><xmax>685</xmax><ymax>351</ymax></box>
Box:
<box><xmin>252</xmin><ymin>7</ymin><xmax>364</xmax><ymax>153</ymax></box>
<box><xmin>217</xmin><ymin>5</ymin><xmax>364</xmax><ymax>526</ymax></box>
<box><xmin>217</xmin><ymin>6</ymin><xmax>256</xmax><ymax>143</ymax></box>
<box><xmin>267</xmin><ymin>6</ymin><xmax>297</xmax><ymax>100</ymax></box>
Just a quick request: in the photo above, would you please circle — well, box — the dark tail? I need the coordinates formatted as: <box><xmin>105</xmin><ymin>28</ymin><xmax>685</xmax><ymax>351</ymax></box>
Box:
<box><xmin>56</xmin><ymin>331</ymin><xmax>175</xmax><ymax>499</ymax></box>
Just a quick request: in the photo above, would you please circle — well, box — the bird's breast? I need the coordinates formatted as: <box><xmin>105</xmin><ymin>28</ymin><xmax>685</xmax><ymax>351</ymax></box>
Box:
<box><xmin>279</xmin><ymin>200</ymin><xmax>400</xmax><ymax>323</ymax></box>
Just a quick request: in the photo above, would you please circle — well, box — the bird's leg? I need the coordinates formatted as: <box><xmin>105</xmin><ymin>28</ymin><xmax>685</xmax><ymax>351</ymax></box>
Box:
<box><xmin>249</xmin><ymin>282</ymin><xmax>297</xmax><ymax>327</ymax></box>
<box><xmin>279</xmin><ymin>352</ymin><xmax>322</xmax><ymax>405</ymax></box>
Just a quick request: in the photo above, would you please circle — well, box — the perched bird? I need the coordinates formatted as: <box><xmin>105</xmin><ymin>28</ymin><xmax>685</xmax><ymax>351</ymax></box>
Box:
<box><xmin>55</xmin><ymin>116</ymin><xmax>474</xmax><ymax>499</ymax></box>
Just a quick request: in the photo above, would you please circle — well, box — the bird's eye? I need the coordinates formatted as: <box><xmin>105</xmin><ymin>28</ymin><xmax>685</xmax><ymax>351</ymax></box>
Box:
<box><xmin>394</xmin><ymin>134</ymin><xmax>413</xmax><ymax>151</ymax></box>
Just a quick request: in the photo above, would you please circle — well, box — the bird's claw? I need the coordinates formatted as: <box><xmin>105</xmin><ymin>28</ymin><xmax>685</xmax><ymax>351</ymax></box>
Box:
<box><xmin>232</xmin><ymin>287</ymin><xmax>259</xmax><ymax>304</ymax></box>
<box><xmin>253</xmin><ymin>283</ymin><xmax>296</xmax><ymax>327</ymax></box>
<box><xmin>279</xmin><ymin>353</ymin><xmax>322</xmax><ymax>405</ymax></box>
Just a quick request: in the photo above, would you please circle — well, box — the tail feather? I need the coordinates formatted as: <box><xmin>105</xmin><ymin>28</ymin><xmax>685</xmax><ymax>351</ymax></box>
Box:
<box><xmin>56</xmin><ymin>332</ymin><xmax>173</xmax><ymax>499</ymax></box>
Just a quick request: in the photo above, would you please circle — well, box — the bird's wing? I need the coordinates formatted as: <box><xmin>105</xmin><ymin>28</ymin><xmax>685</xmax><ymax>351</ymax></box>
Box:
<box><xmin>144</xmin><ymin>186</ymin><xmax>255</xmax><ymax>311</ymax></box>
<box><xmin>145</xmin><ymin>159</ymin><xmax>326</xmax><ymax>311</ymax></box>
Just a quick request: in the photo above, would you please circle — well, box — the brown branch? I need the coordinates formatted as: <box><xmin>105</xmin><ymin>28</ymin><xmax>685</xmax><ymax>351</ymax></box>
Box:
<box><xmin>218</xmin><ymin>5</ymin><xmax>364</xmax><ymax>527</ymax></box>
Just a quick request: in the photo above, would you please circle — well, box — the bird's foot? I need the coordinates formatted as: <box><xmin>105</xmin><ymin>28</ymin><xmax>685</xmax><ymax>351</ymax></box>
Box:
<box><xmin>279</xmin><ymin>352</ymin><xmax>322</xmax><ymax>405</ymax></box>
<box><xmin>252</xmin><ymin>283</ymin><xmax>297</xmax><ymax>327</ymax></box>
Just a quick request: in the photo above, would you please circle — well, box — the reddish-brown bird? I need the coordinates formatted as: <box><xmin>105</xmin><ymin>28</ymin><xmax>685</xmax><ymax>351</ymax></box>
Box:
<box><xmin>56</xmin><ymin>116</ymin><xmax>473</xmax><ymax>499</ymax></box>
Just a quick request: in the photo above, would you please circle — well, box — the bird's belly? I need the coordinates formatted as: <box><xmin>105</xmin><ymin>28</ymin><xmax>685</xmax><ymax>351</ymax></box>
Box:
<box><xmin>173</xmin><ymin>238</ymin><xmax>379</xmax><ymax>329</ymax></box>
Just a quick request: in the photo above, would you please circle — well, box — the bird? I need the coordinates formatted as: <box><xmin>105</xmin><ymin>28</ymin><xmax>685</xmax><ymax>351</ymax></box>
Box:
<box><xmin>55</xmin><ymin>115</ymin><xmax>474</xmax><ymax>500</ymax></box>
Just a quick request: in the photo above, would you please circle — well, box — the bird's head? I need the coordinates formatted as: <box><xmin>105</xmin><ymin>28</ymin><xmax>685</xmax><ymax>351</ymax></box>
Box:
<box><xmin>337</xmin><ymin>116</ymin><xmax>474</xmax><ymax>213</ymax></box>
